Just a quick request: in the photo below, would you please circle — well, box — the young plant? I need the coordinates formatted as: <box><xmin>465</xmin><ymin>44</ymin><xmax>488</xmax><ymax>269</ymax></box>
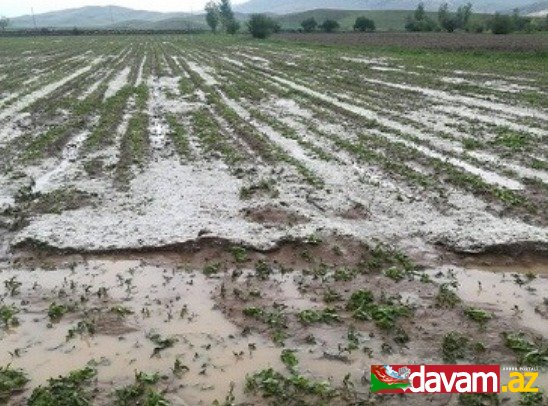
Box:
<box><xmin>147</xmin><ymin>332</ymin><xmax>178</xmax><ymax>357</ymax></box>
<box><xmin>28</xmin><ymin>367</ymin><xmax>97</xmax><ymax>405</ymax></box>
<box><xmin>502</xmin><ymin>332</ymin><xmax>547</xmax><ymax>367</ymax></box>
<box><xmin>3</xmin><ymin>277</ymin><xmax>22</xmax><ymax>296</ymax></box>
<box><xmin>0</xmin><ymin>364</ymin><xmax>28</xmax><ymax>402</ymax></box>
<box><xmin>0</xmin><ymin>305</ymin><xmax>19</xmax><ymax>329</ymax></box>
<box><xmin>442</xmin><ymin>331</ymin><xmax>469</xmax><ymax>363</ymax></box>
<box><xmin>464</xmin><ymin>307</ymin><xmax>492</xmax><ymax>326</ymax></box>
<box><xmin>113</xmin><ymin>371</ymin><xmax>168</xmax><ymax>405</ymax></box>
<box><xmin>48</xmin><ymin>302</ymin><xmax>68</xmax><ymax>322</ymax></box>
<box><xmin>230</xmin><ymin>246</ymin><xmax>248</xmax><ymax>263</ymax></box>
<box><xmin>435</xmin><ymin>283</ymin><xmax>461</xmax><ymax>308</ymax></box>
<box><xmin>297</xmin><ymin>308</ymin><xmax>340</xmax><ymax>325</ymax></box>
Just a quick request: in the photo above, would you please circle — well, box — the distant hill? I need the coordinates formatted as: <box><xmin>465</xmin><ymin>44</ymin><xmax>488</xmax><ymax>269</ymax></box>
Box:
<box><xmin>9</xmin><ymin>6</ymin><xmax>199</xmax><ymax>29</ymax></box>
<box><xmin>8</xmin><ymin>6</ymin><xmax>257</xmax><ymax>30</ymax></box>
<box><xmin>106</xmin><ymin>18</ymin><xmax>207</xmax><ymax>30</ymax></box>
<box><xmin>104</xmin><ymin>12</ymin><xmax>249</xmax><ymax>31</ymax></box>
<box><xmin>235</xmin><ymin>0</ymin><xmax>540</xmax><ymax>14</ymax></box>
<box><xmin>519</xmin><ymin>1</ymin><xmax>548</xmax><ymax>16</ymax></box>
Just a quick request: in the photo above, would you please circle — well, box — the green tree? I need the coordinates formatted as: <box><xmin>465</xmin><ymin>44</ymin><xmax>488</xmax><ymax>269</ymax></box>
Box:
<box><xmin>301</xmin><ymin>17</ymin><xmax>318</xmax><ymax>33</ymax></box>
<box><xmin>406</xmin><ymin>2</ymin><xmax>438</xmax><ymax>32</ymax></box>
<box><xmin>438</xmin><ymin>3</ymin><xmax>449</xmax><ymax>24</ymax></box>
<box><xmin>456</xmin><ymin>2</ymin><xmax>473</xmax><ymax>29</ymax></box>
<box><xmin>0</xmin><ymin>16</ymin><xmax>9</xmax><ymax>31</ymax></box>
<box><xmin>354</xmin><ymin>16</ymin><xmax>376</xmax><ymax>32</ymax></box>
<box><xmin>320</xmin><ymin>19</ymin><xmax>339</xmax><ymax>33</ymax></box>
<box><xmin>491</xmin><ymin>13</ymin><xmax>514</xmax><ymax>34</ymax></box>
<box><xmin>219</xmin><ymin>0</ymin><xmax>237</xmax><ymax>33</ymax></box>
<box><xmin>248</xmin><ymin>14</ymin><xmax>277</xmax><ymax>38</ymax></box>
<box><xmin>226</xmin><ymin>19</ymin><xmax>240</xmax><ymax>34</ymax></box>
<box><xmin>438</xmin><ymin>3</ymin><xmax>457</xmax><ymax>32</ymax></box>
<box><xmin>511</xmin><ymin>8</ymin><xmax>530</xmax><ymax>31</ymax></box>
<box><xmin>205</xmin><ymin>1</ymin><xmax>220</xmax><ymax>33</ymax></box>
<box><xmin>414</xmin><ymin>2</ymin><xmax>427</xmax><ymax>21</ymax></box>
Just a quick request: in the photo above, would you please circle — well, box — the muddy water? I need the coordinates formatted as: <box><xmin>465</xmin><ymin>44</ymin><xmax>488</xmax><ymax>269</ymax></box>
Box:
<box><xmin>1</xmin><ymin>256</ymin><xmax>547</xmax><ymax>403</ymax></box>
<box><xmin>430</xmin><ymin>265</ymin><xmax>548</xmax><ymax>337</ymax></box>
<box><xmin>0</xmin><ymin>259</ymin><xmax>359</xmax><ymax>404</ymax></box>
<box><xmin>427</xmin><ymin>264</ymin><xmax>548</xmax><ymax>395</ymax></box>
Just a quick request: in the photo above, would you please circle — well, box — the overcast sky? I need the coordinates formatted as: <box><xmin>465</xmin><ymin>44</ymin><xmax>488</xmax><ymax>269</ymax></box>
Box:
<box><xmin>1</xmin><ymin>0</ymin><xmax>247</xmax><ymax>17</ymax></box>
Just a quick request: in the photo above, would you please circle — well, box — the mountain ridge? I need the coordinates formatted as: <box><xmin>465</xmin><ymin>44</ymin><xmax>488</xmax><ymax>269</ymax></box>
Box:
<box><xmin>234</xmin><ymin>0</ymin><xmax>540</xmax><ymax>14</ymax></box>
<box><xmin>9</xmin><ymin>6</ymin><xmax>196</xmax><ymax>29</ymax></box>
<box><xmin>7</xmin><ymin>1</ymin><xmax>544</xmax><ymax>29</ymax></box>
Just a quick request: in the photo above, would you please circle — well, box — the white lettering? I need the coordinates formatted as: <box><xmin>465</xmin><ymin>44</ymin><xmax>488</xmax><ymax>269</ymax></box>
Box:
<box><xmin>472</xmin><ymin>372</ymin><xmax>498</xmax><ymax>392</ymax></box>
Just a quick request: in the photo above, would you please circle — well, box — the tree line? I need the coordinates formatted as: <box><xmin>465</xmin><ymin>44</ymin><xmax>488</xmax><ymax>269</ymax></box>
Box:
<box><xmin>205</xmin><ymin>0</ymin><xmax>281</xmax><ymax>38</ymax></box>
<box><xmin>300</xmin><ymin>16</ymin><xmax>376</xmax><ymax>33</ymax></box>
<box><xmin>405</xmin><ymin>2</ymin><xmax>548</xmax><ymax>34</ymax></box>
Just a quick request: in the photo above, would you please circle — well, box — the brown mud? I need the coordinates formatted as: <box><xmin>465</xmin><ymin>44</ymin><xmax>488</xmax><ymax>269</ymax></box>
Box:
<box><xmin>1</xmin><ymin>235</ymin><xmax>546</xmax><ymax>404</ymax></box>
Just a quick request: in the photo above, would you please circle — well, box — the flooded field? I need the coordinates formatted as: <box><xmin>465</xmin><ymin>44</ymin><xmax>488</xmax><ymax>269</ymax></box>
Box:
<box><xmin>0</xmin><ymin>35</ymin><xmax>546</xmax><ymax>404</ymax></box>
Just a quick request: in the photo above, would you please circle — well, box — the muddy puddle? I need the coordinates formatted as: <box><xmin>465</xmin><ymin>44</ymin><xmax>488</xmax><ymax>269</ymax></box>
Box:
<box><xmin>1</xmin><ymin>242</ymin><xmax>546</xmax><ymax>404</ymax></box>
<box><xmin>0</xmin><ymin>254</ymin><xmax>379</xmax><ymax>404</ymax></box>
<box><xmin>0</xmin><ymin>259</ymin><xmax>280</xmax><ymax>404</ymax></box>
<box><xmin>428</xmin><ymin>265</ymin><xmax>548</xmax><ymax>337</ymax></box>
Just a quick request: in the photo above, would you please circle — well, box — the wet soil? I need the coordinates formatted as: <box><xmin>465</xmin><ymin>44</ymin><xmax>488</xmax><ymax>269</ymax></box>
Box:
<box><xmin>276</xmin><ymin>32</ymin><xmax>548</xmax><ymax>52</ymax></box>
<box><xmin>1</xmin><ymin>236</ymin><xmax>546</xmax><ymax>404</ymax></box>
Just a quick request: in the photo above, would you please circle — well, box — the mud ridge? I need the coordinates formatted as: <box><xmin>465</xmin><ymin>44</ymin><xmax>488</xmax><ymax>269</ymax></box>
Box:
<box><xmin>12</xmin><ymin>233</ymin><xmax>548</xmax><ymax>270</ymax></box>
<box><xmin>10</xmin><ymin>233</ymin><xmax>359</xmax><ymax>257</ymax></box>
<box><xmin>436</xmin><ymin>239</ymin><xmax>548</xmax><ymax>257</ymax></box>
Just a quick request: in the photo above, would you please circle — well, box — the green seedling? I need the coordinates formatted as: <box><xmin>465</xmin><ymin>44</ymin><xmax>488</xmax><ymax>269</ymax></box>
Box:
<box><xmin>172</xmin><ymin>358</ymin><xmax>189</xmax><ymax>378</ymax></box>
<box><xmin>464</xmin><ymin>307</ymin><xmax>492</xmax><ymax>325</ymax></box>
<box><xmin>323</xmin><ymin>288</ymin><xmax>342</xmax><ymax>303</ymax></box>
<box><xmin>254</xmin><ymin>260</ymin><xmax>273</xmax><ymax>280</ymax></box>
<box><xmin>347</xmin><ymin>325</ymin><xmax>360</xmax><ymax>351</ymax></box>
<box><xmin>502</xmin><ymin>332</ymin><xmax>547</xmax><ymax>367</ymax></box>
<box><xmin>384</xmin><ymin>267</ymin><xmax>405</xmax><ymax>282</ymax></box>
<box><xmin>436</xmin><ymin>283</ymin><xmax>461</xmax><ymax>308</ymax></box>
<box><xmin>0</xmin><ymin>305</ymin><xmax>19</xmax><ymax>329</ymax></box>
<box><xmin>203</xmin><ymin>263</ymin><xmax>221</xmax><ymax>276</ymax></box>
<box><xmin>230</xmin><ymin>246</ymin><xmax>248</xmax><ymax>263</ymax></box>
<box><xmin>147</xmin><ymin>332</ymin><xmax>178</xmax><ymax>357</ymax></box>
<box><xmin>442</xmin><ymin>331</ymin><xmax>469</xmax><ymax>363</ymax></box>
<box><xmin>4</xmin><ymin>277</ymin><xmax>22</xmax><ymax>296</ymax></box>
<box><xmin>113</xmin><ymin>371</ymin><xmax>168</xmax><ymax>405</ymax></box>
<box><xmin>245</xmin><ymin>367</ymin><xmax>335</xmax><ymax>402</ymax></box>
<box><xmin>519</xmin><ymin>390</ymin><xmax>544</xmax><ymax>406</ymax></box>
<box><xmin>297</xmin><ymin>308</ymin><xmax>340</xmax><ymax>325</ymax></box>
<box><xmin>48</xmin><ymin>302</ymin><xmax>69</xmax><ymax>322</ymax></box>
<box><xmin>0</xmin><ymin>364</ymin><xmax>28</xmax><ymax>402</ymax></box>
<box><xmin>281</xmin><ymin>349</ymin><xmax>299</xmax><ymax>373</ymax></box>
<box><xmin>66</xmin><ymin>319</ymin><xmax>96</xmax><ymax>341</ymax></box>
<box><xmin>333</xmin><ymin>268</ymin><xmax>357</xmax><ymax>281</ymax></box>
<box><xmin>346</xmin><ymin>289</ymin><xmax>409</xmax><ymax>329</ymax></box>
<box><xmin>110</xmin><ymin>305</ymin><xmax>134</xmax><ymax>317</ymax></box>
<box><xmin>28</xmin><ymin>367</ymin><xmax>97</xmax><ymax>406</ymax></box>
